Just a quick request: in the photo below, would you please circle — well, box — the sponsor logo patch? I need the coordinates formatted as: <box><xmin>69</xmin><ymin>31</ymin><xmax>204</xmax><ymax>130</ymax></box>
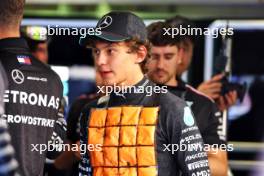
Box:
<box><xmin>183</xmin><ymin>107</ymin><xmax>195</xmax><ymax>127</ymax></box>
<box><xmin>17</xmin><ymin>55</ymin><xmax>31</xmax><ymax>65</ymax></box>
<box><xmin>11</xmin><ymin>69</ymin><xmax>24</xmax><ymax>84</ymax></box>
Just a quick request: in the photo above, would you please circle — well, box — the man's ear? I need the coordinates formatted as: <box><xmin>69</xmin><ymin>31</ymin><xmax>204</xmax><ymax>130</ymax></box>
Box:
<box><xmin>135</xmin><ymin>45</ymin><xmax>147</xmax><ymax>64</ymax></box>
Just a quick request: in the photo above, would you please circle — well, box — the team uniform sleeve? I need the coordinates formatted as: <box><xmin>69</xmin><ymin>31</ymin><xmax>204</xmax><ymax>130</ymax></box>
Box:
<box><xmin>172</xmin><ymin>106</ymin><xmax>211</xmax><ymax>176</ymax></box>
<box><xmin>66</xmin><ymin>99</ymin><xmax>86</xmax><ymax>143</ymax></box>
<box><xmin>46</xmin><ymin>116</ymin><xmax>67</xmax><ymax>160</ymax></box>
<box><xmin>203</xmin><ymin>103</ymin><xmax>227</xmax><ymax>145</ymax></box>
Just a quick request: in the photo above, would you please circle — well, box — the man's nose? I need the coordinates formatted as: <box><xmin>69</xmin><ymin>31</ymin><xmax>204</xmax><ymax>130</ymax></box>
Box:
<box><xmin>157</xmin><ymin>58</ymin><xmax>165</xmax><ymax>69</ymax></box>
<box><xmin>96</xmin><ymin>53</ymin><xmax>108</xmax><ymax>66</ymax></box>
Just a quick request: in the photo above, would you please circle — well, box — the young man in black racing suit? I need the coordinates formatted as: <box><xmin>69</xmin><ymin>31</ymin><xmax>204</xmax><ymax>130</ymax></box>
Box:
<box><xmin>145</xmin><ymin>21</ymin><xmax>228</xmax><ymax>176</ymax></box>
<box><xmin>0</xmin><ymin>0</ymin><xmax>63</xmax><ymax>175</ymax></box>
<box><xmin>78</xmin><ymin>11</ymin><xmax>210</xmax><ymax>176</ymax></box>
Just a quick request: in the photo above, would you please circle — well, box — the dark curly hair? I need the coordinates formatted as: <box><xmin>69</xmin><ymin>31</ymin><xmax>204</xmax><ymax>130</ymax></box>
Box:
<box><xmin>147</xmin><ymin>21</ymin><xmax>181</xmax><ymax>47</ymax></box>
<box><xmin>165</xmin><ymin>15</ymin><xmax>196</xmax><ymax>47</ymax></box>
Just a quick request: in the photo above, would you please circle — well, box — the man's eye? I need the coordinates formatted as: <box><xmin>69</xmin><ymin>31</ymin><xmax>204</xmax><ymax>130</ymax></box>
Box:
<box><xmin>93</xmin><ymin>49</ymin><xmax>100</xmax><ymax>55</ymax></box>
<box><xmin>151</xmin><ymin>55</ymin><xmax>159</xmax><ymax>60</ymax></box>
<box><xmin>107</xmin><ymin>49</ymin><xmax>114</xmax><ymax>55</ymax></box>
<box><xmin>165</xmin><ymin>56</ymin><xmax>173</xmax><ymax>60</ymax></box>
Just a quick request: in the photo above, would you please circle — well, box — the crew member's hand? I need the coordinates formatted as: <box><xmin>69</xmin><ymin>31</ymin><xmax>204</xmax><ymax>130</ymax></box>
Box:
<box><xmin>197</xmin><ymin>74</ymin><xmax>238</xmax><ymax>111</ymax></box>
<box><xmin>197</xmin><ymin>74</ymin><xmax>224</xmax><ymax>99</ymax></box>
<box><xmin>54</xmin><ymin>141</ymin><xmax>79</xmax><ymax>170</ymax></box>
<box><xmin>216</xmin><ymin>91</ymin><xmax>238</xmax><ymax>111</ymax></box>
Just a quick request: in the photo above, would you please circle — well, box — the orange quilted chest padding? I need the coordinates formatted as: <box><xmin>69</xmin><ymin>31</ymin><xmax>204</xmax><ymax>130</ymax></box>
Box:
<box><xmin>103</xmin><ymin>168</ymin><xmax>119</xmax><ymax>176</ymax></box>
<box><xmin>121</xmin><ymin>107</ymin><xmax>141</xmax><ymax>125</ymax></box>
<box><xmin>137</xmin><ymin>126</ymin><xmax>155</xmax><ymax>145</ymax></box>
<box><xmin>104</xmin><ymin>147</ymin><xmax>118</xmax><ymax>166</ymax></box>
<box><xmin>120</xmin><ymin>126</ymin><xmax>137</xmax><ymax>145</ymax></box>
<box><xmin>119</xmin><ymin>147</ymin><xmax>137</xmax><ymax>166</ymax></box>
<box><xmin>119</xmin><ymin>168</ymin><xmax>137</xmax><ymax>176</ymax></box>
<box><xmin>88</xmin><ymin>106</ymin><xmax>159</xmax><ymax>176</ymax></box>
<box><xmin>106</xmin><ymin>108</ymin><xmax>122</xmax><ymax>126</ymax></box>
<box><xmin>92</xmin><ymin>167</ymin><xmax>103</xmax><ymax>176</ymax></box>
<box><xmin>88</xmin><ymin>128</ymin><xmax>105</xmax><ymax>146</ymax></box>
<box><xmin>138</xmin><ymin>167</ymin><xmax>158</xmax><ymax>176</ymax></box>
<box><xmin>104</xmin><ymin>127</ymin><xmax>119</xmax><ymax>146</ymax></box>
<box><xmin>90</xmin><ymin>150</ymin><xmax>104</xmax><ymax>167</ymax></box>
<box><xmin>89</xmin><ymin>109</ymin><xmax>107</xmax><ymax>127</ymax></box>
<box><xmin>137</xmin><ymin>146</ymin><xmax>156</xmax><ymax>166</ymax></box>
<box><xmin>139</xmin><ymin>107</ymin><xmax>159</xmax><ymax>125</ymax></box>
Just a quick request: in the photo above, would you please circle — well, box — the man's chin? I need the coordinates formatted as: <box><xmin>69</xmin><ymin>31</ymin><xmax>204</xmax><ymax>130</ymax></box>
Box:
<box><xmin>101</xmin><ymin>78</ymin><xmax>117</xmax><ymax>86</ymax></box>
<box><xmin>151</xmin><ymin>77</ymin><xmax>167</xmax><ymax>85</ymax></box>
<box><xmin>102</xmin><ymin>81</ymin><xmax>114</xmax><ymax>86</ymax></box>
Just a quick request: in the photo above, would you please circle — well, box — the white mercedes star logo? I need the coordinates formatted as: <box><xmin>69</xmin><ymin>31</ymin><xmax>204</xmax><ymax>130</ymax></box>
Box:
<box><xmin>11</xmin><ymin>69</ymin><xmax>24</xmax><ymax>84</ymax></box>
<box><xmin>98</xmin><ymin>16</ymin><xmax>113</xmax><ymax>29</ymax></box>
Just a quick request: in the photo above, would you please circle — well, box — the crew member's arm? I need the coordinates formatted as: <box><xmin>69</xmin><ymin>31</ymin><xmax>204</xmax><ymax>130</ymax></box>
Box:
<box><xmin>55</xmin><ymin>98</ymin><xmax>86</xmax><ymax>170</ymax></box>
<box><xmin>55</xmin><ymin>115</ymin><xmax>83</xmax><ymax>170</ymax></box>
<box><xmin>46</xmin><ymin>108</ymin><xmax>68</xmax><ymax>171</ymax></box>
<box><xmin>207</xmin><ymin>150</ymin><xmax>228</xmax><ymax>176</ymax></box>
<box><xmin>54</xmin><ymin>141</ymin><xmax>79</xmax><ymax>170</ymax></box>
<box><xmin>204</xmin><ymin>103</ymin><xmax>228</xmax><ymax>176</ymax></box>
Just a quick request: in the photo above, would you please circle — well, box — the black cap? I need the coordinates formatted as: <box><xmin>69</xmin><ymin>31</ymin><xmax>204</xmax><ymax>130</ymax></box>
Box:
<box><xmin>79</xmin><ymin>11</ymin><xmax>147</xmax><ymax>47</ymax></box>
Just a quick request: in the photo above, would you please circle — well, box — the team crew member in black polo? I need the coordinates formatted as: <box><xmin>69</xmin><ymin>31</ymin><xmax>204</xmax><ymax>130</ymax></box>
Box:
<box><xmin>145</xmin><ymin>21</ymin><xmax>228</xmax><ymax>176</ymax></box>
<box><xmin>21</xmin><ymin>25</ymin><xmax>68</xmax><ymax>175</ymax></box>
<box><xmin>165</xmin><ymin>16</ymin><xmax>237</xmax><ymax>112</ymax></box>
<box><xmin>0</xmin><ymin>0</ymin><xmax>63</xmax><ymax>175</ymax></box>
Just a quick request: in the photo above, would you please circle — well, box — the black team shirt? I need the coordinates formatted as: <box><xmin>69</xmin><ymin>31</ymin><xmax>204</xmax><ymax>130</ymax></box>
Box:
<box><xmin>0</xmin><ymin>38</ymin><xmax>63</xmax><ymax>176</ymax></box>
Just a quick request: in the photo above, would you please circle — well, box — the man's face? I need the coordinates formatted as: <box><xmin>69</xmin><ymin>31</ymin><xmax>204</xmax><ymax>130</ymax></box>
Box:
<box><xmin>32</xmin><ymin>42</ymin><xmax>48</xmax><ymax>64</ymax></box>
<box><xmin>146</xmin><ymin>45</ymin><xmax>181</xmax><ymax>86</ymax></box>
<box><xmin>92</xmin><ymin>41</ymin><xmax>138</xmax><ymax>86</ymax></box>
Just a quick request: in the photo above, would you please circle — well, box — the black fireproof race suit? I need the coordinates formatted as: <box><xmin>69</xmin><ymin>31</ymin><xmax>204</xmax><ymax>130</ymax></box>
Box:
<box><xmin>79</xmin><ymin>77</ymin><xmax>211</xmax><ymax>176</ymax></box>
<box><xmin>166</xmin><ymin>79</ymin><xmax>227</xmax><ymax>146</ymax></box>
<box><xmin>0</xmin><ymin>38</ymin><xmax>63</xmax><ymax>176</ymax></box>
